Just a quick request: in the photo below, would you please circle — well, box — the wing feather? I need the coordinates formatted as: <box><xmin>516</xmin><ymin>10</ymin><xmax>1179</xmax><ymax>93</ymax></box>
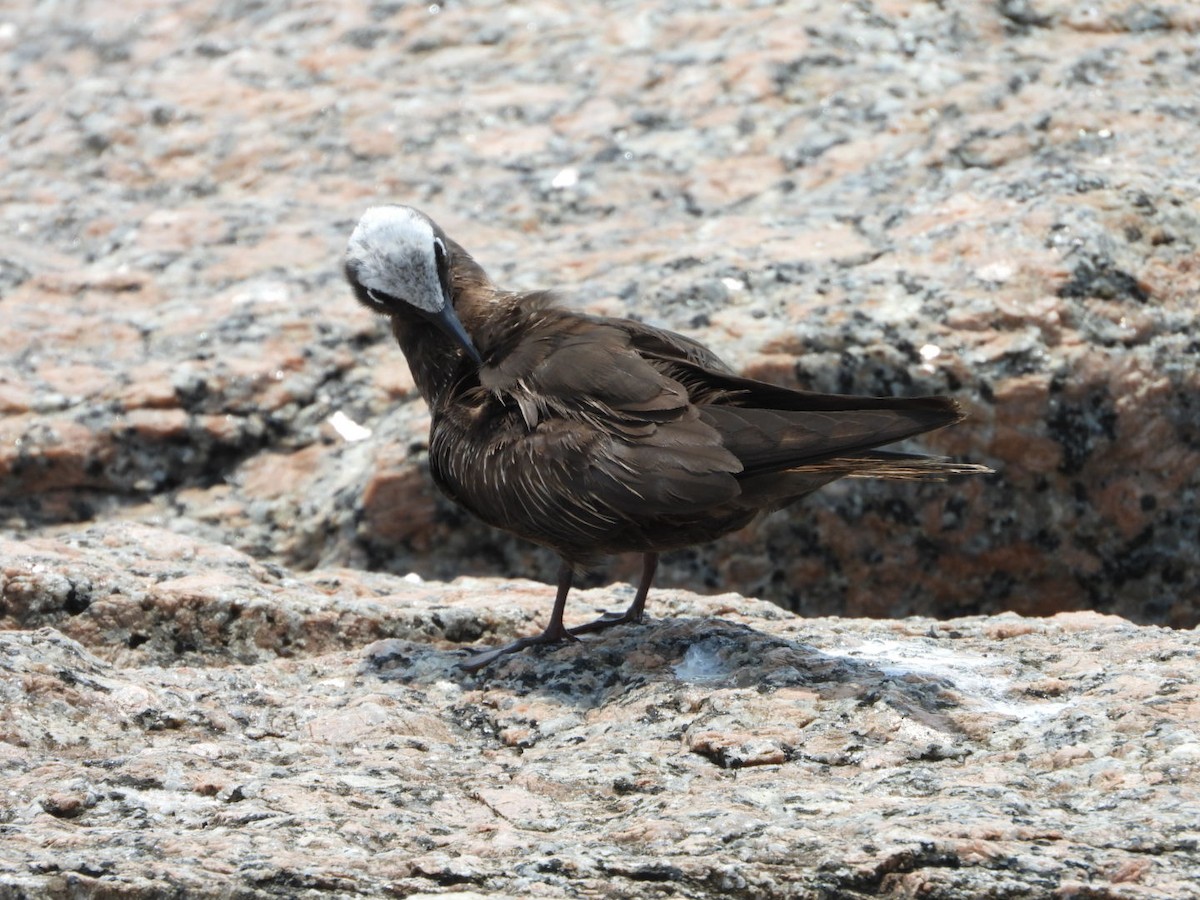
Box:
<box><xmin>430</xmin><ymin>304</ymin><xmax>981</xmax><ymax>558</ymax></box>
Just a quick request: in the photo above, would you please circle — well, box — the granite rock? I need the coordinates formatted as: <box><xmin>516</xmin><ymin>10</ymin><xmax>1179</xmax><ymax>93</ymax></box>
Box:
<box><xmin>2</xmin><ymin>0</ymin><xmax>1197</xmax><ymax>626</ymax></box>
<box><xmin>2</xmin><ymin>525</ymin><xmax>1199</xmax><ymax>898</ymax></box>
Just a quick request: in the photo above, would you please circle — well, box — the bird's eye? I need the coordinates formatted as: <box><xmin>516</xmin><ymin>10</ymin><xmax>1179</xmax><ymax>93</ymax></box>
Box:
<box><xmin>365</xmin><ymin>288</ymin><xmax>395</xmax><ymax>311</ymax></box>
<box><xmin>433</xmin><ymin>238</ymin><xmax>451</xmax><ymax>295</ymax></box>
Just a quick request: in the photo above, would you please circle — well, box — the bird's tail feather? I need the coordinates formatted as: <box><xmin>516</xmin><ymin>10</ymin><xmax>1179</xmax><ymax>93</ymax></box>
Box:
<box><xmin>837</xmin><ymin>452</ymin><xmax>995</xmax><ymax>481</ymax></box>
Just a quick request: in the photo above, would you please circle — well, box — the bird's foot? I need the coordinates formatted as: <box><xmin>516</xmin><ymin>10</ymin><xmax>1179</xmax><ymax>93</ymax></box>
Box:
<box><xmin>459</xmin><ymin>624</ymin><xmax>578</xmax><ymax>673</ymax></box>
<box><xmin>567</xmin><ymin>609</ymin><xmax>644</xmax><ymax>637</ymax></box>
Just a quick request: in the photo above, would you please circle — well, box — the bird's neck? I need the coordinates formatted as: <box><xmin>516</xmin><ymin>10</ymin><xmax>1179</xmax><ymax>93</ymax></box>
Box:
<box><xmin>393</xmin><ymin>316</ymin><xmax>474</xmax><ymax>409</ymax></box>
<box><xmin>390</xmin><ymin>245</ymin><xmax>554</xmax><ymax>409</ymax></box>
<box><xmin>393</xmin><ymin>250</ymin><xmax>497</xmax><ymax>409</ymax></box>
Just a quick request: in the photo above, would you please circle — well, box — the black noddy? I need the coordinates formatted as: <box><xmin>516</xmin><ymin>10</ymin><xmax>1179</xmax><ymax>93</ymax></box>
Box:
<box><xmin>344</xmin><ymin>205</ymin><xmax>992</xmax><ymax>671</ymax></box>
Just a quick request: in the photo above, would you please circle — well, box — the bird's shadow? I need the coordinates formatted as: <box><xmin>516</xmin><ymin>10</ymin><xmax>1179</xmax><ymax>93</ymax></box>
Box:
<box><xmin>363</xmin><ymin>614</ymin><xmax>967</xmax><ymax>735</ymax></box>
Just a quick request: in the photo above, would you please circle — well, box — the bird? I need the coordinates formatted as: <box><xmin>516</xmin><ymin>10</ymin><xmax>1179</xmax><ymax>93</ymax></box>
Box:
<box><xmin>344</xmin><ymin>205</ymin><xmax>991</xmax><ymax>671</ymax></box>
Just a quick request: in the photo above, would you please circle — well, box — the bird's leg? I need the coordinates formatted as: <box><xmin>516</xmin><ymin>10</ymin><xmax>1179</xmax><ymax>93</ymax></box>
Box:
<box><xmin>459</xmin><ymin>561</ymin><xmax>579</xmax><ymax>672</ymax></box>
<box><xmin>568</xmin><ymin>552</ymin><xmax>659</xmax><ymax>636</ymax></box>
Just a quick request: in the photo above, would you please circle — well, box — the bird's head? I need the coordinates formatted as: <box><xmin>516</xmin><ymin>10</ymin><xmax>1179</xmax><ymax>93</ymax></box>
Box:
<box><xmin>344</xmin><ymin>205</ymin><xmax>483</xmax><ymax>366</ymax></box>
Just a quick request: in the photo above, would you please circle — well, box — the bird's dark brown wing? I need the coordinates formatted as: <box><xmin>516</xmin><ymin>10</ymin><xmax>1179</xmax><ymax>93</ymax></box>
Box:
<box><xmin>613</xmin><ymin>315</ymin><xmax>963</xmax><ymax>422</ymax></box>
<box><xmin>609</xmin><ymin>315</ymin><xmax>966</xmax><ymax>466</ymax></box>
<box><xmin>698</xmin><ymin>404</ymin><xmax>960</xmax><ymax>477</ymax></box>
<box><xmin>430</xmin><ymin>312</ymin><xmax>745</xmax><ymax>558</ymax></box>
<box><xmin>616</xmin><ymin>317</ymin><xmax>736</xmax><ymax>374</ymax></box>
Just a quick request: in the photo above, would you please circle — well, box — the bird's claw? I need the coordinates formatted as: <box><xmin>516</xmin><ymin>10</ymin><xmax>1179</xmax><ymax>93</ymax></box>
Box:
<box><xmin>567</xmin><ymin>609</ymin><xmax>644</xmax><ymax>637</ymax></box>
<box><xmin>459</xmin><ymin>625</ymin><xmax>578</xmax><ymax>673</ymax></box>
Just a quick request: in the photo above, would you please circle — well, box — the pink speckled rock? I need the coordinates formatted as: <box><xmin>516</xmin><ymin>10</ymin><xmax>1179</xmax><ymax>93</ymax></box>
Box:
<box><xmin>2</xmin><ymin>525</ymin><xmax>1199</xmax><ymax>897</ymax></box>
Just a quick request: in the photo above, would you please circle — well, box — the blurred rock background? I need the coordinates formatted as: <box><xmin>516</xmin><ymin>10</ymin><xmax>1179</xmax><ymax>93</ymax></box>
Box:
<box><xmin>2</xmin><ymin>0</ymin><xmax>1197</xmax><ymax>625</ymax></box>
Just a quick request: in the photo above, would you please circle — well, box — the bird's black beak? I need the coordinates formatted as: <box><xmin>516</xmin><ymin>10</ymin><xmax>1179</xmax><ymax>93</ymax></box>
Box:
<box><xmin>432</xmin><ymin>304</ymin><xmax>484</xmax><ymax>367</ymax></box>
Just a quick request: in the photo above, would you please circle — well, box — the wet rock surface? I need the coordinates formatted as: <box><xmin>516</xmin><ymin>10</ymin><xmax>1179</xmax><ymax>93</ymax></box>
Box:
<box><xmin>2</xmin><ymin>0</ymin><xmax>1199</xmax><ymax>896</ymax></box>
